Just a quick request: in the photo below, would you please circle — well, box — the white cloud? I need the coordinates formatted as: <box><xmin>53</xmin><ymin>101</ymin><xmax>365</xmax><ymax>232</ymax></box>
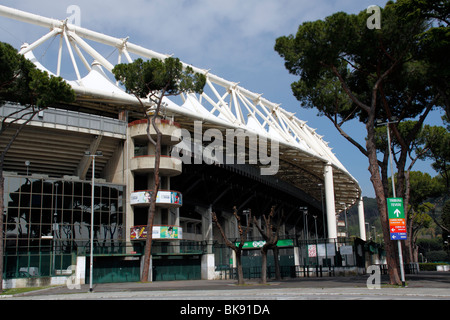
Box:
<box><xmin>0</xmin><ymin>0</ymin><xmax>392</xmax><ymax>197</ymax></box>
<box><xmin>0</xmin><ymin>0</ymin><xmax>388</xmax><ymax>95</ymax></box>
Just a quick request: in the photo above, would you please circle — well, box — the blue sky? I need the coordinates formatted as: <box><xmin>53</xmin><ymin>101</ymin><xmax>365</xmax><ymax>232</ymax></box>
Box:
<box><xmin>0</xmin><ymin>0</ymin><xmax>446</xmax><ymax>197</ymax></box>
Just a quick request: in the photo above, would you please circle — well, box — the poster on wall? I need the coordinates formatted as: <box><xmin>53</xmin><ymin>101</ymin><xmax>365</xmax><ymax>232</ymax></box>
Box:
<box><xmin>317</xmin><ymin>243</ymin><xmax>336</xmax><ymax>257</ymax></box>
<box><xmin>308</xmin><ymin>244</ymin><xmax>317</xmax><ymax>258</ymax></box>
<box><xmin>130</xmin><ymin>191</ymin><xmax>152</xmax><ymax>205</ymax></box>
<box><xmin>130</xmin><ymin>225</ymin><xmax>182</xmax><ymax>240</ymax></box>
<box><xmin>339</xmin><ymin>245</ymin><xmax>353</xmax><ymax>255</ymax></box>
<box><xmin>130</xmin><ymin>191</ymin><xmax>182</xmax><ymax>206</ymax></box>
<box><xmin>153</xmin><ymin>226</ymin><xmax>182</xmax><ymax>239</ymax></box>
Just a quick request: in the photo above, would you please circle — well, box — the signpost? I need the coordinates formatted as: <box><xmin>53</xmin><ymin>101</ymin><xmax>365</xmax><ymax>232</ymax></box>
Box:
<box><xmin>378</xmin><ymin>118</ymin><xmax>406</xmax><ymax>287</ymax></box>
<box><xmin>387</xmin><ymin>198</ymin><xmax>407</xmax><ymax>240</ymax></box>
<box><xmin>387</xmin><ymin>197</ymin><xmax>407</xmax><ymax>287</ymax></box>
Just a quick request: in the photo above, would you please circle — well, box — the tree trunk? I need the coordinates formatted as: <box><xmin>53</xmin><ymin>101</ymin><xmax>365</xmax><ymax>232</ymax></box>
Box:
<box><xmin>235</xmin><ymin>249</ymin><xmax>245</xmax><ymax>285</ymax></box>
<box><xmin>260</xmin><ymin>246</ymin><xmax>268</xmax><ymax>284</ymax></box>
<box><xmin>140</xmin><ymin>100</ymin><xmax>163</xmax><ymax>282</ymax></box>
<box><xmin>367</xmin><ymin>116</ymin><xmax>401</xmax><ymax>285</ymax></box>
<box><xmin>405</xmin><ymin>210</ymin><xmax>415</xmax><ymax>264</ymax></box>
<box><xmin>211</xmin><ymin>209</ymin><xmax>248</xmax><ymax>285</ymax></box>
<box><xmin>141</xmin><ymin>197</ymin><xmax>157</xmax><ymax>282</ymax></box>
<box><xmin>273</xmin><ymin>246</ymin><xmax>281</xmax><ymax>280</ymax></box>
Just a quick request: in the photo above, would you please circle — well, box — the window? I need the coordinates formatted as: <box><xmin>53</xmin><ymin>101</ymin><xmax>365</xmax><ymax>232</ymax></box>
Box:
<box><xmin>2</xmin><ymin>175</ymin><xmax>126</xmax><ymax>278</ymax></box>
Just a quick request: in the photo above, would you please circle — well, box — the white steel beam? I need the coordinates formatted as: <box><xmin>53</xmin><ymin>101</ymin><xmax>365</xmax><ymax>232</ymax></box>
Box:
<box><xmin>0</xmin><ymin>4</ymin><xmax>363</xmax><ymax>210</ymax></box>
<box><xmin>18</xmin><ymin>28</ymin><xmax>60</xmax><ymax>55</ymax></box>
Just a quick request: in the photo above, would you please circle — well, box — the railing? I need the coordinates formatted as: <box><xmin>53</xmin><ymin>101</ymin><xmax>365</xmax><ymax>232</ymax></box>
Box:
<box><xmin>1</xmin><ymin>103</ymin><xmax>127</xmax><ymax>138</ymax></box>
<box><xmin>2</xmin><ymin>248</ymin><xmax>76</xmax><ymax>279</ymax></box>
<box><xmin>375</xmin><ymin>263</ymin><xmax>420</xmax><ymax>275</ymax></box>
<box><xmin>152</xmin><ymin>241</ymin><xmax>207</xmax><ymax>255</ymax></box>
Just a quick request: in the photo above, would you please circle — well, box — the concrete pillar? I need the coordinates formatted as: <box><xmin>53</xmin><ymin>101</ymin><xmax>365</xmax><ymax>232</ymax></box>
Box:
<box><xmin>200</xmin><ymin>206</ymin><xmax>215</xmax><ymax>280</ymax></box>
<box><xmin>358</xmin><ymin>196</ymin><xmax>367</xmax><ymax>241</ymax></box>
<box><xmin>293</xmin><ymin>247</ymin><xmax>301</xmax><ymax>266</ymax></box>
<box><xmin>125</xmin><ymin>127</ymin><xmax>134</xmax><ymax>244</ymax></box>
<box><xmin>201</xmin><ymin>206</ymin><xmax>214</xmax><ymax>254</ymax></box>
<box><xmin>76</xmin><ymin>256</ymin><xmax>86</xmax><ymax>285</ymax></box>
<box><xmin>201</xmin><ymin>254</ymin><xmax>215</xmax><ymax>280</ymax></box>
<box><xmin>324</xmin><ymin>163</ymin><xmax>337</xmax><ymax>240</ymax></box>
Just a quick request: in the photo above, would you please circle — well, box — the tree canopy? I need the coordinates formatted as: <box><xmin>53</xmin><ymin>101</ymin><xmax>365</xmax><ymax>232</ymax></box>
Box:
<box><xmin>113</xmin><ymin>57</ymin><xmax>206</xmax><ymax>101</ymax></box>
<box><xmin>0</xmin><ymin>42</ymin><xmax>75</xmax><ymax>108</ymax></box>
<box><xmin>275</xmin><ymin>1</ymin><xmax>446</xmax><ymax>126</ymax></box>
<box><xmin>418</xmin><ymin>125</ymin><xmax>450</xmax><ymax>187</ymax></box>
<box><xmin>274</xmin><ymin>0</ymin><xmax>449</xmax><ymax>285</ymax></box>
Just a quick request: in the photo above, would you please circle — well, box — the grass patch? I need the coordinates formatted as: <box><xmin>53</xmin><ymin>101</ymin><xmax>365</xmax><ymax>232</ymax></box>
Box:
<box><xmin>1</xmin><ymin>286</ymin><xmax>54</xmax><ymax>296</ymax></box>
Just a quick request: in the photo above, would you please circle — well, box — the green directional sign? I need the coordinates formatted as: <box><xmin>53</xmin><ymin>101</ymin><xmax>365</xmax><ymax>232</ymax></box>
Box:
<box><xmin>387</xmin><ymin>198</ymin><xmax>405</xmax><ymax>219</ymax></box>
<box><xmin>387</xmin><ymin>197</ymin><xmax>407</xmax><ymax>240</ymax></box>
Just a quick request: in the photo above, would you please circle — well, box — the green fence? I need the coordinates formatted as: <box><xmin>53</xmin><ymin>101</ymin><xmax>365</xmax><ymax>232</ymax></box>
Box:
<box><xmin>85</xmin><ymin>256</ymin><xmax>141</xmax><ymax>284</ymax></box>
<box><xmin>3</xmin><ymin>248</ymin><xmax>75</xmax><ymax>279</ymax></box>
<box><xmin>152</xmin><ymin>255</ymin><xmax>201</xmax><ymax>281</ymax></box>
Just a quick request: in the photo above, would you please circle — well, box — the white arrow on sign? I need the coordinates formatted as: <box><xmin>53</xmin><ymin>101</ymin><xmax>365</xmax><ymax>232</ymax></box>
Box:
<box><xmin>394</xmin><ymin>209</ymin><xmax>401</xmax><ymax>217</ymax></box>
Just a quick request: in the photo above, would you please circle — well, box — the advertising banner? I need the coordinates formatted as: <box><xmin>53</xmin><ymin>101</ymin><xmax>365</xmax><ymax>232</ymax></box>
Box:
<box><xmin>308</xmin><ymin>244</ymin><xmax>317</xmax><ymax>258</ymax></box>
<box><xmin>339</xmin><ymin>245</ymin><xmax>353</xmax><ymax>255</ymax></box>
<box><xmin>317</xmin><ymin>243</ymin><xmax>336</xmax><ymax>257</ymax></box>
<box><xmin>235</xmin><ymin>239</ymin><xmax>294</xmax><ymax>249</ymax></box>
<box><xmin>130</xmin><ymin>225</ymin><xmax>182</xmax><ymax>240</ymax></box>
<box><xmin>130</xmin><ymin>190</ymin><xmax>182</xmax><ymax>206</ymax></box>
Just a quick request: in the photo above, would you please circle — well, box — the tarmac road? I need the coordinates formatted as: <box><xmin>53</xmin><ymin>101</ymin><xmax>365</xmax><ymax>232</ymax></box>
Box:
<box><xmin>2</xmin><ymin>271</ymin><xmax>449</xmax><ymax>300</ymax></box>
<box><xmin>2</xmin><ymin>272</ymin><xmax>448</xmax><ymax>319</ymax></box>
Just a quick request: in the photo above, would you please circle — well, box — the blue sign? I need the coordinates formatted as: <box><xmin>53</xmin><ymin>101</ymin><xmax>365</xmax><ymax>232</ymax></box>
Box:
<box><xmin>390</xmin><ymin>232</ymin><xmax>407</xmax><ymax>240</ymax></box>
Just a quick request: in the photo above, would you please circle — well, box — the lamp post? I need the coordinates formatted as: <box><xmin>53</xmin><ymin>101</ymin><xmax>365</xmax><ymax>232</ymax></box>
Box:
<box><xmin>25</xmin><ymin>160</ymin><xmax>30</xmax><ymax>176</ymax></box>
<box><xmin>318</xmin><ymin>183</ymin><xmax>326</xmax><ymax>239</ymax></box>
<box><xmin>313</xmin><ymin>214</ymin><xmax>318</xmax><ymax>265</ymax></box>
<box><xmin>340</xmin><ymin>203</ymin><xmax>348</xmax><ymax>239</ymax></box>
<box><xmin>299</xmin><ymin>207</ymin><xmax>308</xmax><ymax>242</ymax></box>
<box><xmin>313</xmin><ymin>215</ymin><xmax>318</xmax><ymax>242</ymax></box>
<box><xmin>375</xmin><ymin>117</ymin><xmax>406</xmax><ymax>287</ymax></box>
<box><xmin>85</xmin><ymin>151</ymin><xmax>102</xmax><ymax>293</ymax></box>
<box><xmin>53</xmin><ymin>182</ymin><xmax>59</xmax><ymax>274</ymax></box>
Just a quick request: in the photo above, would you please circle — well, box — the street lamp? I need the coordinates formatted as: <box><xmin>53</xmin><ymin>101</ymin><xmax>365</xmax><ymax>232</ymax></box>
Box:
<box><xmin>375</xmin><ymin>117</ymin><xmax>406</xmax><ymax>287</ymax></box>
<box><xmin>313</xmin><ymin>214</ymin><xmax>319</xmax><ymax>265</ymax></box>
<box><xmin>53</xmin><ymin>182</ymin><xmax>59</xmax><ymax>274</ymax></box>
<box><xmin>312</xmin><ymin>215</ymin><xmax>318</xmax><ymax>242</ymax></box>
<box><xmin>376</xmin><ymin>118</ymin><xmax>398</xmax><ymax>196</ymax></box>
<box><xmin>85</xmin><ymin>150</ymin><xmax>102</xmax><ymax>293</ymax></box>
<box><xmin>318</xmin><ymin>183</ymin><xmax>326</xmax><ymax>239</ymax></box>
<box><xmin>299</xmin><ymin>206</ymin><xmax>308</xmax><ymax>242</ymax></box>
<box><xmin>25</xmin><ymin>160</ymin><xmax>30</xmax><ymax>176</ymax></box>
<box><xmin>340</xmin><ymin>203</ymin><xmax>348</xmax><ymax>238</ymax></box>
<box><xmin>365</xmin><ymin>222</ymin><xmax>371</xmax><ymax>240</ymax></box>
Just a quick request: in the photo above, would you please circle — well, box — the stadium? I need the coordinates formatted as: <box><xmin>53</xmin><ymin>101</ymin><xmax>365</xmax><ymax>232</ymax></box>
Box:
<box><xmin>0</xmin><ymin>5</ymin><xmax>367</xmax><ymax>288</ymax></box>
